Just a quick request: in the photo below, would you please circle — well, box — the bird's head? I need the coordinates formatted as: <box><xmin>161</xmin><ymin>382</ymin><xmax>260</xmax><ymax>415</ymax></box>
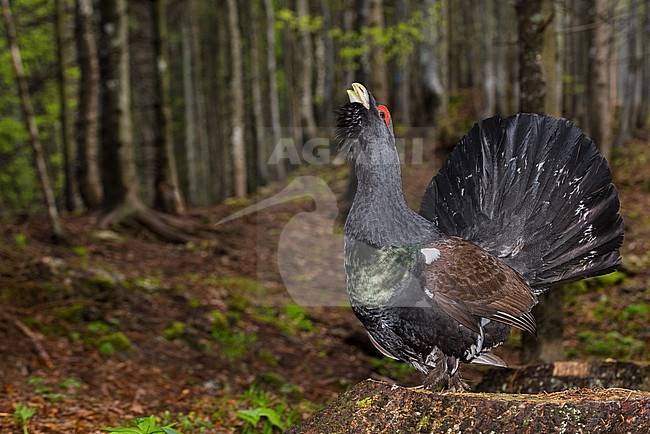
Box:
<box><xmin>336</xmin><ymin>83</ymin><xmax>396</xmax><ymax>168</ymax></box>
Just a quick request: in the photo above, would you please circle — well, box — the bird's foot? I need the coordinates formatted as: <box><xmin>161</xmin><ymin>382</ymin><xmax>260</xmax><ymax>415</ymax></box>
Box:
<box><xmin>447</xmin><ymin>371</ymin><xmax>469</xmax><ymax>392</ymax></box>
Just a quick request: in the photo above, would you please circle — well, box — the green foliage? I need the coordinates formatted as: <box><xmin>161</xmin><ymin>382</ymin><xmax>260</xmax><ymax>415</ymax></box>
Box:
<box><xmin>236</xmin><ymin>387</ymin><xmax>288</xmax><ymax>434</ymax></box>
<box><xmin>329</xmin><ymin>10</ymin><xmax>425</xmax><ymax>71</ymax></box>
<box><xmin>101</xmin><ymin>415</ymin><xmax>181</xmax><ymax>434</ymax></box>
<box><xmin>577</xmin><ymin>330</ymin><xmax>645</xmax><ymax>359</ymax></box>
<box><xmin>14</xmin><ymin>233</ymin><xmax>27</xmax><ymax>249</ymax></box>
<box><xmin>237</xmin><ymin>407</ymin><xmax>284</xmax><ymax>434</ymax></box>
<box><xmin>0</xmin><ymin>0</ymin><xmax>65</xmax><ymax>210</ymax></box>
<box><xmin>369</xmin><ymin>356</ymin><xmax>415</xmax><ymax>382</ymax></box>
<box><xmin>97</xmin><ymin>332</ymin><xmax>132</xmax><ymax>355</ymax></box>
<box><xmin>210</xmin><ymin>324</ymin><xmax>257</xmax><ymax>359</ymax></box>
<box><xmin>163</xmin><ymin>321</ymin><xmax>187</xmax><ymax>340</ymax></box>
<box><xmin>14</xmin><ymin>402</ymin><xmax>36</xmax><ymax>434</ymax></box>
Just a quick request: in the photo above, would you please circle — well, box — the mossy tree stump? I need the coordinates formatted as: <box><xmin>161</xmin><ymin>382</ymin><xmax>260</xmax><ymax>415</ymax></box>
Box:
<box><xmin>289</xmin><ymin>379</ymin><xmax>650</xmax><ymax>433</ymax></box>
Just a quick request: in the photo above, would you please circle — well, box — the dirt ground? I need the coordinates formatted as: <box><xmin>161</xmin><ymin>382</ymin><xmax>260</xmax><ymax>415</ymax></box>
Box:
<box><xmin>0</xmin><ymin>138</ymin><xmax>648</xmax><ymax>433</ymax></box>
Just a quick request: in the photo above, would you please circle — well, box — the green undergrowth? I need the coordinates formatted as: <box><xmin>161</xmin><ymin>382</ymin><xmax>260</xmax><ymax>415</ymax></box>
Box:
<box><xmin>100</xmin><ymin>384</ymin><xmax>320</xmax><ymax>434</ymax></box>
<box><xmin>564</xmin><ymin>270</ymin><xmax>649</xmax><ymax>360</ymax></box>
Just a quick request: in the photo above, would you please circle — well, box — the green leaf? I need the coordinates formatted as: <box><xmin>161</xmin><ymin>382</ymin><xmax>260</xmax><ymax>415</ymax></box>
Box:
<box><xmin>100</xmin><ymin>428</ymin><xmax>143</xmax><ymax>433</ymax></box>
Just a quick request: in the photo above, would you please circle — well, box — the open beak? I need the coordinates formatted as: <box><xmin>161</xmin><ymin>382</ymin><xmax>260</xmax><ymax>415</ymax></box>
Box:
<box><xmin>347</xmin><ymin>82</ymin><xmax>370</xmax><ymax>110</ymax></box>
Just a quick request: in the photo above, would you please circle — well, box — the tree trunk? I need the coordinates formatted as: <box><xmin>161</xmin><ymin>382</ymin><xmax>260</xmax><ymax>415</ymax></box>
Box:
<box><xmin>516</xmin><ymin>0</ymin><xmax>563</xmax><ymax>364</ymax></box>
<box><xmin>75</xmin><ymin>0</ymin><xmax>103</xmax><ymax>209</ymax></box>
<box><xmin>614</xmin><ymin>0</ymin><xmax>639</xmax><ymax>148</ymax></box>
<box><xmin>636</xmin><ymin>0</ymin><xmax>650</xmax><ymax>129</ymax></box>
<box><xmin>250</xmin><ymin>0</ymin><xmax>269</xmax><ymax>186</ymax></box>
<box><xmin>55</xmin><ymin>0</ymin><xmax>79</xmax><ymax>212</ymax></box>
<box><xmin>180</xmin><ymin>11</ymin><xmax>203</xmax><ymax>207</ymax></box>
<box><xmin>296</xmin><ymin>0</ymin><xmax>318</xmax><ymax>139</ymax></box>
<box><xmin>226</xmin><ymin>0</ymin><xmax>247</xmax><ymax>198</ymax></box>
<box><xmin>368</xmin><ymin>0</ymin><xmax>388</xmax><ymax>103</ymax></box>
<box><xmin>587</xmin><ymin>0</ymin><xmax>613</xmax><ymax>160</ymax></box>
<box><xmin>494</xmin><ymin>1</ymin><xmax>508</xmax><ymax>114</ymax></box>
<box><xmin>541</xmin><ymin>0</ymin><xmax>561</xmax><ymax>117</ymax></box>
<box><xmin>480</xmin><ymin>0</ymin><xmax>497</xmax><ymax>118</ymax></box>
<box><xmin>263</xmin><ymin>0</ymin><xmax>285</xmax><ymax>181</ymax></box>
<box><xmin>152</xmin><ymin>0</ymin><xmax>185</xmax><ymax>214</ymax></box>
<box><xmin>98</xmin><ymin>0</ymin><xmax>140</xmax><ymax>210</ymax></box>
<box><xmin>187</xmin><ymin>0</ymin><xmax>212</xmax><ymax>203</ymax></box>
<box><xmin>516</xmin><ymin>0</ymin><xmax>547</xmax><ymax>113</ymax></box>
<box><xmin>1</xmin><ymin>0</ymin><xmax>65</xmax><ymax>241</ymax></box>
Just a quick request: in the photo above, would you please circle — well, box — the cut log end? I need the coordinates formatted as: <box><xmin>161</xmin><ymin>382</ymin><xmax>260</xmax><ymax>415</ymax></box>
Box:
<box><xmin>289</xmin><ymin>379</ymin><xmax>650</xmax><ymax>434</ymax></box>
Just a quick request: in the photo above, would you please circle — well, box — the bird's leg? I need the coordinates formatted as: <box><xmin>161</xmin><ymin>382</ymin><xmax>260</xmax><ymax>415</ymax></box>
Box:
<box><xmin>423</xmin><ymin>362</ymin><xmax>447</xmax><ymax>389</ymax></box>
<box><xmin>447</xmin><ymin>370</ymin><xmax>469</xmax><ymax>392</ymax></box>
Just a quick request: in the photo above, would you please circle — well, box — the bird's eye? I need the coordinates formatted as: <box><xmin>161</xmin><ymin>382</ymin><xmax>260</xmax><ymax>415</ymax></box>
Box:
<box><xmin>377</xmin><ymin>105</ymin><xmax>391</xmax><ymax>126</ymax></box>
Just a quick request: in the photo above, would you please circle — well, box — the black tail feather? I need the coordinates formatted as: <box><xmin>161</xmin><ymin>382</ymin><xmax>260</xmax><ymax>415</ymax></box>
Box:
<box><xmin>420</xmin><ymin>114</ymin><xmax>624</xmax><ymax>291</ymax></box>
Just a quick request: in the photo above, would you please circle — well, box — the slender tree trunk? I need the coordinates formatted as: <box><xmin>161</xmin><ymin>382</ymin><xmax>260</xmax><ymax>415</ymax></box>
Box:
<box><xmin>263</xmin><ymin>0</ymin><xmax>285</xmax><ymax>180</ymax></box>
<box><xmin>152</xmin><ymin>0</ymin><xmax>185</xmax><ymax>214</ymax></box>
<box><xmin>368</xmin><ymin>0</ymin><xmax>388</xmax><ymax>102</ymax></box>
<box><xmin>516</xmin><ymin>0</ymin><xmax>547</xmax><ymax>113</ymax></box>
<box><xmin>516</xmin><ymin>0</ymin><xmax>564</xmax><ymax>363</ymax></box>
<box><xmin>541</xmin><ymin>0</ymin><xmax>561</xmax><ymax>117</ymax></box>
<box><xmin>98</xmin><ymin>0</ymin><xmax>140</xmax><ymax>210</ymax></box>
<box><xmin>615</xmin><ymin>0</ymin><xmax>638</xmax><ymax>148</ymax></box>
<box><xmin>251</xmin><ymin>0</ymin><xmax>269</xmax><ymax>186</ymax></box>
<box><xmin>2</xmin><ymin>0</ymin><xmax>65</xmax><ymax>240</ymax></box>
<box><xmin>187</xmin><ymin>0</ymin><xmax>211</xmax><ymax>204</ymax></box>
<box><xmin>494</xmin><ymin>1</ymin><xmax>508</xmax><ymax>114</ymax></box>
<box><xmin>587</xmin><ymin>0</ymin><xmax>613</xmax><ymax>160</ymax></box>
<box><xmin>226</xmin><ymin>0</ymin><xmax>247</xmax><ymax>198</ymax></box>
<box><xmin>181</xmin><ymin>14</ymin><xmax>199</xmax><ymax>206</ymax></box>
<box><xmin>55</xmin><ymin>0</ymin><xmax>79</xmax><ymax>212</ymax></box>
<box><xmin>636</xmin><ymin>1</ymin><xmax>650</xmax><ymax>129</ymax></box>
<box><xmin>320</xmin><ymin>0</ymin><xmax>335</xmax><ymax>127</ymax></box>
<box><xmin>480</xmin><ymin>0</ymin><xmax>497</xmax><ymax>118</ymax></box>
<box><xmin>296</xmin><ymin>0</ymin><xmax>318</xmax><ymax>139</ymax></box>
<box><xmin>75</xmin><ymin>0</ymin><xmax>103</xmax><ymax>209</ymax></box>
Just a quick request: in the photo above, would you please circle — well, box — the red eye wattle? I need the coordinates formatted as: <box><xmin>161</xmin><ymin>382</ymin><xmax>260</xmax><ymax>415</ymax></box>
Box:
<box><xmin>377</xmin><ymin>105</ymin><xmax>391</xmax><ymax>126</ymax></box>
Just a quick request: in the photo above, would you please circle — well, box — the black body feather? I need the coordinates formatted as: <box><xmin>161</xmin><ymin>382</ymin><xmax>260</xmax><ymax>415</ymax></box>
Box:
<box><xmin>420</xmin><ymin>114</ymin><xmax>624</xmax><ymax>291</ymax></box>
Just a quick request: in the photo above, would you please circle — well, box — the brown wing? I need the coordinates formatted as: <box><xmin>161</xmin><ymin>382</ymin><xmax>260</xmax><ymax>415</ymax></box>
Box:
<box><xmin>423</xmin><ymin>236</ymin><xmax>538</xmax><ymax>334</ymax></box>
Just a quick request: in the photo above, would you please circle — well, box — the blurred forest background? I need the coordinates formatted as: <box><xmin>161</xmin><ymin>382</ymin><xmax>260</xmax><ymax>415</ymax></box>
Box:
<box><xmin>1</xmin><ymin>0</ymin><xmax>650</xmax><ymax>432</ymax></box>
<box><xmin>1</xmin><ymin>0</ymin><xmax>649</xmax><ymax>232</ymax></box>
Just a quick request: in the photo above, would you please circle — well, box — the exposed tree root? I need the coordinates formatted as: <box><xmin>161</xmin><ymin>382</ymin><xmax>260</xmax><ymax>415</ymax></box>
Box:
<box><xmin>99</xmin><ymin>202</ymin><xmax>198</xmax><ymax>244</ymax></box>
<box><xmin>0</xmin><ymin>311</ymin><xmax>54</xmax><ymax>369</ymax></box>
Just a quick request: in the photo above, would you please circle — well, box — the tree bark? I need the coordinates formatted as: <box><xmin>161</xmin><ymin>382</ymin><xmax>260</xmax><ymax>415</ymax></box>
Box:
<box><xmin>263</xmin><ymin>0</ymin><xmax>285</xmax><ymax>181</ymax></box>
<box><xmin>55</xmin><ymin>0</ymin><xmax>79</xmax><ymax>212</ymax></box>
<box><xmin>289</xmin><ymin>380</ymin><xmax>650</xmax><ymax>433</ymax></box>
<box><xmin>75</xmin><ymin>0</ymin><xmax>103</xmax><ymax>209</ymax></box>
<box><xmin>587</xmin><ymin>0</ymin><xmax>613</xmax><ymax>160</ymax></box>
<box><xmin>516</xmin><ymin>0</ymin><xmax>548</xmax><ymax>113</ymax></box>
<box><xmin>250</xmin><ymin>0</ymin><xmax>269</xmax><ymax>186</ymax></box>
<box><xmin>98</xmin><ymin>0</ymin><xmax>140</xmax><ymax>210</ymax></box>
<box><xmin>296</xmin><ymin>0</ymin><xmax>318</xmax><ymax>139</ymax></box>
<box><xmin>1</xmin><ymin>0</ymin><xmax>65</xmax><ymax>241</ymax></box>
<box><xmin>516</xmin><ymin>0</ymin><xmax>563</xmax><ymax>364</ymax></box>
<box><xmin>152</xmin><ymin>0</ymin><xmax>185</xmax><ymax>214</ymax></box>
<box><xmin>368</xmin><ymin>0</ymin><xmax>388</xmax><ymax>103</ymax></box>
<box><xmin>614</xmin><ymin>0</ymin><xmax>639</xmax><ymax>148</ymax></box>
<box><xmin>226</xmin><ymin>0</ymin><xmax>247</xmax><ymax>198</ymax></box>
<box><xmin>636</xmin><ymin>0</ymin><xmax>650</xmax><ymax>129</ymax></box>
<box><xmin>541</xmin><ymin>0</ymin><xmax>561</xmax><ymax>117</ymax></box>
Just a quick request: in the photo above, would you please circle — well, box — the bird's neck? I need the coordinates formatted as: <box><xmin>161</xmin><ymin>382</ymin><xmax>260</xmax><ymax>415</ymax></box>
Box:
<box><xmin>346</xmin><ymin>162</ymin><xmax>438</xmax><ymax>247</ymax></box>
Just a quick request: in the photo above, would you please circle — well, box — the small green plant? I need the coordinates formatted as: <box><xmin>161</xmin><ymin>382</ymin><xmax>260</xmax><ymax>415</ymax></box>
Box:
<box><xmin>14</xmin><ymin>402</ymin><xmax>36</xmax><ymax>434</ymax></box>
<box><xmin>237</xmin><ymin>407</ymin><xmax>284</xmax><ymax>434</ymax></box>
<box><xmin>101</xmin><ymin>415</ymin><xmax>181</xmax><ymax>434</ymax></box>
<box><xmin>14</xmin><ymin>233</ymin><xmax>27</xmax><ymax>250</ymax></box>
<box><xmin>210</xmin><ymin>326</ymin><xmax>257</xmax><ymax>359</ymax></box>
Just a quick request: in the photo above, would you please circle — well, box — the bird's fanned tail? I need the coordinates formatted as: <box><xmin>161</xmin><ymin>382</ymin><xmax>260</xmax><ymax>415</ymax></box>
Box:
<box><xmin>420</xmin><ymin>113</ymin><xmax>624</xmax><ymax>292</ymax></box>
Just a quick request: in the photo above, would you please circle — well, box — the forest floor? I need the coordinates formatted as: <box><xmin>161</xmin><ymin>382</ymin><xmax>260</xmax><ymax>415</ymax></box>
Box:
<box><xmin>0</xmin><ymin>137</ymin><xmax>649</xmax><ymax>433</ymax></box>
